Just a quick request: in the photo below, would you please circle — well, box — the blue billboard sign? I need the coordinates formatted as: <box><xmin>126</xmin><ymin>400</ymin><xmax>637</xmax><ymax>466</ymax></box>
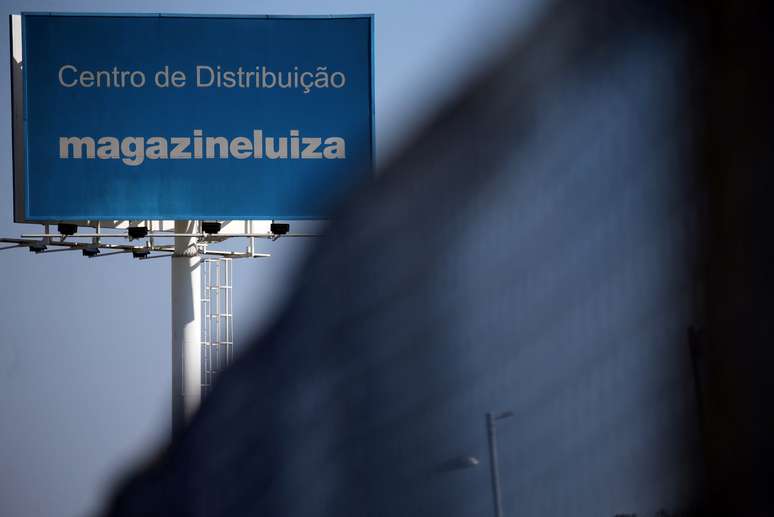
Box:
<box><xmin>12</xmin><ymin>13</ymin><xmax>374</xmax><ymax>221</ymax></box>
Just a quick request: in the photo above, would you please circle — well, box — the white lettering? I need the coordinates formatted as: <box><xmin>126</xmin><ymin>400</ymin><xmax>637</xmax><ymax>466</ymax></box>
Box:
<box><xmin>58</xmin><ymin>65</ymin><xmax>78</xmax><ymax>88</ymax></box>
<box><xmin>57</xmin><ymin>130</ymin><xmax>348</xmax><ymax>166</ymax></box>
<box><xmin>196</xmin><ymin>66</ymin><xmax>214</xmax><ymax>87</ymax></box>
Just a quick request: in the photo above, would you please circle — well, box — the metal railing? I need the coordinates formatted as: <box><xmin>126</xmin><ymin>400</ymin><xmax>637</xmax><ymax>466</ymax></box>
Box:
<box><xmin>201</xmin><ymin>258</ymin><xmax>233</xmax><ymax>397</ymax></box>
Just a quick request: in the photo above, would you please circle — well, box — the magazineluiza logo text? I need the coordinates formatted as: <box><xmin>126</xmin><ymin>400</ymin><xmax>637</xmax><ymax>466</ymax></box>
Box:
<box><xmin>58</xmin><ymin>129</ymin><xmax>346</xmax><ymax>167</ymax></box>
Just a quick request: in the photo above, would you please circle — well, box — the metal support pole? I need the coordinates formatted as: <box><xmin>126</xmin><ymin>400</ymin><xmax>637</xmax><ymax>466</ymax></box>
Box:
<box><xmin>487</xmin><ymin>412</ymin><xmax>505</xmax><ymax>517</ymax></box>
<box><xmin>171</xmin><ymin>220</ymin><xmax>201</xmax><ymax>435</ymax></box>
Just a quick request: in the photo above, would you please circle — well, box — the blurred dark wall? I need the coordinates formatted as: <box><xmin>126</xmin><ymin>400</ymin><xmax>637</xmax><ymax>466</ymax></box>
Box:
<box><xmin>107</xmin><ymin>2</ymin><xmax>774</xmax><ymax>516</ymax></box>
<box><xmin>699</xmin><ymin>2</ymin><xmax>774</xmax><ymax>515</ymax></box>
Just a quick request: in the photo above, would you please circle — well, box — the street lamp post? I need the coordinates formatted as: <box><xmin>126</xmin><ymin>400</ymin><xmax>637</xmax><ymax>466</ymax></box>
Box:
<box><xmin>487</xmin><ymin>410</ymin><xmax>514</xmax><ymax>517</ymax></box>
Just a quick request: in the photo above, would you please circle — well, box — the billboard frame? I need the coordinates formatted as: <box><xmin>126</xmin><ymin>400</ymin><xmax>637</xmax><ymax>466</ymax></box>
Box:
<box><xmin>10</xmin><ymin>12</ymin><xmax>375</xmax><ymax>224</ymax></box>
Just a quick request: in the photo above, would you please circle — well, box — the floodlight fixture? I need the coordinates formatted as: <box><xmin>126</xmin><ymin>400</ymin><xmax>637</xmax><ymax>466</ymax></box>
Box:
<box><xmin>82</xmin><ymin>246</ymin><xmax>100</xmax><ymax>257</ymax></box>
<box><xmin>28</xmin><ymin>243</ymin><xmax>47</xmax><ymax>253</ymax></box>
<box><xmin>128</xmin><ymin>226</ymin><xmax>148</xmax><ymax>240</ymax></box>
<box><xmin>270</xmin><ymin>222</ymin><xmax>290</xmax><ymax>235</ymax></box>
<box><xmin>132</xmin><ymin>248</ymin><xmax>151</xmax><ymax>259</ymax></box>
<box><xmin>58</xmin><ymin>223</ymin><xmax>77</xmax><ymax>236</ymax></box>
<box><xmin>202</xmin><ymin>221</ymin><xmax>222</xmax><ymax>234</ymax></box>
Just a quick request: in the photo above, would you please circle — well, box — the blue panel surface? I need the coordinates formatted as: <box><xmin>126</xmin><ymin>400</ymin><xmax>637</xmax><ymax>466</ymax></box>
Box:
<box><xmin>20</xmin><ymin>13</ymin><xmax>373</xmax><ymax>220</ymax></box>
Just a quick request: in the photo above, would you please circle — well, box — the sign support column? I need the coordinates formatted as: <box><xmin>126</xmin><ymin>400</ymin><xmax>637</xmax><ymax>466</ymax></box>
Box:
<box><xmin>171</xmin><ymin>220</ymin><xmax>201</xmax><ymax>435</ymax></box>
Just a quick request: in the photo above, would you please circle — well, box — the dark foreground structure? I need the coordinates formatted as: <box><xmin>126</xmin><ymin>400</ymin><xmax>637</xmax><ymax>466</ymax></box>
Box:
<box><xmin>106</xmin><ymin>1</ymin><xmax>773</xmax><ymax>516</ymax></box>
